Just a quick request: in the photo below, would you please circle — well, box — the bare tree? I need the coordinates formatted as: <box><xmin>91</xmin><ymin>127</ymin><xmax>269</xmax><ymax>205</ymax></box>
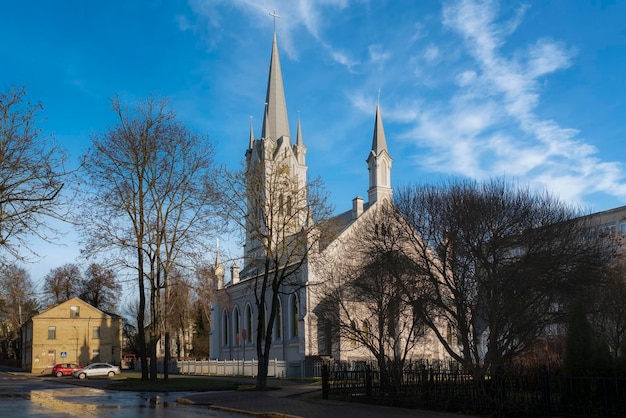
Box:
<box><xmin>0</xmin><ymin>263</ymin><xmax>39</xmax><ymax>360</ymax></box>
<box><xmin>316</xmin><ymin>202</ymin><xmax>428</xmax><ymax>392</ymax></box>
<box><xmin>78</xmin><ymin>263</ymin><xmax>121</xmax><ymax>312</ymax></box>
<box><xmin>42</xmin><ymin>263</ymin><xmax>81</xmax><ymax>305</ymax></box>
<box><xmin>219</xmin><ymin>153</ymin><xmax>334</xmax><ymax>389</ymax></box>
<box><xmin>394</xmin><ymin>178</ymin><xmax>609</xmax><ymax>381</ymax></box>
<box><xmin>188</xmin><ymin>264</ymin><xmax>215</xmax><ymax>358</ymax></box>
<box><xmin>0</xmin><ymin>86</ymin><xmax>68</xmax><ymax>260</ymax></box>
<box><xmin>162</xmin><ymin>269</ymin><xmax>193</xmax><ymax>362</ymax></box>
<box><xmin>79</xmin><ymin>95</ymin><xmax>221</xmax><ymax>381</ymax></box>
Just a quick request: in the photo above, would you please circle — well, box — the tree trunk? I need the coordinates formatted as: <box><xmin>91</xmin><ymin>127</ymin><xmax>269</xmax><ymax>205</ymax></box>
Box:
<box><xmin>137</xmin><ymin>252</ymin><xmax>149</xmax><ymax>381</ymax></box>
<box><xmin>164</xmin><ymin>331</ymin><xmax>170</xmax><ymax>380</ymax></box>
<box><xmin>256</xmin><ymin>353</ymin><xmax>268</xmax><ymax>389</ymax></box>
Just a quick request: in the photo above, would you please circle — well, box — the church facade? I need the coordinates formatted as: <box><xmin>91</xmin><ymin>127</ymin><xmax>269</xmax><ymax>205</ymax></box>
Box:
<box><xmin>210</xmin><ymin>30</ymin><xmax>451</xmax><ymax>373</ymax></box>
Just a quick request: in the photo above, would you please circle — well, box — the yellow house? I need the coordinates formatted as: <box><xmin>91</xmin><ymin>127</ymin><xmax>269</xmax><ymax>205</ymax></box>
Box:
<box><xmin>21</xmin><ymin>297</ymin><xmax>122</xmax><ymax>374</ymax></box>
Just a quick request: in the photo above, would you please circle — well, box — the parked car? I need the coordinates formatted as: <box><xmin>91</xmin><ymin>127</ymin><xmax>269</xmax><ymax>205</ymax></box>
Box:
<box><xmin>71</xmin><ymin>363</ymin><xmax>121</xmax><ymax>379</ymax></box>
<box><xmin>52</xmin><ymin>363</ymin><xmax>83</xmax><ymax>377</ymax></box>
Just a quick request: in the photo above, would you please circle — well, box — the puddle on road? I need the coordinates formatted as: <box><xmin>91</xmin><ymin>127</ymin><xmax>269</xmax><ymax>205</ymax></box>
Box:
<box><xmin>26</xmin><ymin>387</ymin><xmax>193</xmax><ymax>414</ymax></box>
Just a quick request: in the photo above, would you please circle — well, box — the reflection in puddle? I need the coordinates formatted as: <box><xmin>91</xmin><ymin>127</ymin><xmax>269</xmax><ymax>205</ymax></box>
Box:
<box><xmin>27</xmin><ymin>388</ymin><xmax>190</xmax><ymax>413</ymax></box>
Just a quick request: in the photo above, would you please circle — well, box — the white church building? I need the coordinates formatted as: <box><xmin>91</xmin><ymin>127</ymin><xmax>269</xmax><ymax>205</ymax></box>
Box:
<box><xmin>210</xmin><ymin>30</ymin><xmax>451</xmax><ymax>374</ymax></box>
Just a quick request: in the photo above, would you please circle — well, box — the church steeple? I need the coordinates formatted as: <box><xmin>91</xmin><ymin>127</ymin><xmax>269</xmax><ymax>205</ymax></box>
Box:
<box><xmin>367</xmin><ymin>102</ymin><xmax>393</xmax><ymax>204</ymax></box>
<box><xmin>261</xmin><ymin>31</ymin><xmax>290</xmax><ymax>141</ymax></box>
<box><xmin>244</xmin><ymin>24</ymin><xmax>308</xmax><ymax>266</ymax></box>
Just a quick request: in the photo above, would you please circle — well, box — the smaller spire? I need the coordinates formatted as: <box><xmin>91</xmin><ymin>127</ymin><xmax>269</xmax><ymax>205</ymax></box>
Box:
<box><xmin>215</xmin><ymin>238</ymin><xmax>222</xmax><ymax>266</ymax></box>
<box><xmin>371</xmin><ymin>103</ymin><xmax>388</xmax><ymax>155</ymax></box>
<box><xmin>296</xmin><ymin>110</ymin><xmax>303</xmax><ymax>147</ymax></box>
<box><xmin>367</xmin><ymin>97</ymin><xmax>392</xmax><ymax>205</ymax></box>
<box><xmin>214</xmin><ymin>239</ymin><xmax>225</xmax><ymax>289</ymax></box>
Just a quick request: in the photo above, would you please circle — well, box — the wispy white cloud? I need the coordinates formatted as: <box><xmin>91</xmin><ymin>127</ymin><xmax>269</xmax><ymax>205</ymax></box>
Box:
<box><xmin>185</xmin><ymin>0</ymin><xmax>350</xmax><ymax>63</ymax></box>
<box><xmin>423</xmin><ymin>44</ymin><xmax>440</xmax><ymax>65</ymax></box>
<box><xmin>368</xmin><ymin>44</ymin><xmax>391</xmax><ymax>65</ymax></box>
<box><xmin>403</xmin><ymin>0</ymin><xmax>626</xmax><ymax>205</ymax></box>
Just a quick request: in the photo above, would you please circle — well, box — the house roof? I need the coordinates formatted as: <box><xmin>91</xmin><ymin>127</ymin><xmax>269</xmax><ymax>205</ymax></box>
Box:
<box><xmin>33</xmin><ymin>296</ymin><xmax>120</xmax><ymax>320</ymax></box>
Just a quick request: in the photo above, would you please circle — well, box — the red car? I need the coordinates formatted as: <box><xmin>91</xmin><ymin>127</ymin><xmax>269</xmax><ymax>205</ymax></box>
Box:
<box><xmin>52</xmin><ymin>363</ymin><xmax>83</xmax><ymax>377</ymax></box>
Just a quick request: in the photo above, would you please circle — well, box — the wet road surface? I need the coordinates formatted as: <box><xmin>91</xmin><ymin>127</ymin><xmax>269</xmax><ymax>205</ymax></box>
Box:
<box><xmin>0</xmin><ymin>371</ymin><xmax>247</xmax><ymax>417</ymax></box>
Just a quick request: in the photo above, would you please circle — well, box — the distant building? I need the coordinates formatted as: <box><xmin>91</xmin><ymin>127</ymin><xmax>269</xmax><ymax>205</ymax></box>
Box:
<box><xmin>584</xmin><ymin>205</ymin><xmax>626</xmax><ymax>240</ymax></box>
<box><xmin>22</xmin><ymin>297</ymin><xmax>122</xmax><ymax>373</ymax></box>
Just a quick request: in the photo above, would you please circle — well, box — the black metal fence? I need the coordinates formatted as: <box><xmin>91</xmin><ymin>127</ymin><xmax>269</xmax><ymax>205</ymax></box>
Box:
<box><xmin>321</xmin><ymin>362</ymin><xmax>626</xmax><ymax>417</ymax></box>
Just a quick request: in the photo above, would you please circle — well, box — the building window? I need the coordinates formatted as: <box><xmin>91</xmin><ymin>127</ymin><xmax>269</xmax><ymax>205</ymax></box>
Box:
<box><xmin>599</xmin><ymin>222</ymin><xmax>617</xmax><ymax>236</ymax></box>
<box><xmin>48</xmin><ymin>326</ymin><xmax>56</xmax><ymax>340</ymax></box>
<box><xmin>245</xmin><ymin>304</ymin><xmax>253</xmax><ymax>343</ymax></box>
<box><xmin>620</xmin><ymin>219</ymin><xmax>626</xmax><ymax>234</ymax></box>
<box><xmin>70</xmin><ymin>306</ymin><xmax>80</xmax><ymax>318</ymax></box>
<box><xmin>291</xmin><ymin>295</ymin><xmax>299</xmax><ymax>338</ymax></box>
<box><xmin>233</xmin><ymin>308</ymin><xmax>240</xmax><ymax>346</ymax></box>
<box><xmin>361</xmin><ymin>321</ymin><xmax>370</xmax><ymax>341</ymax></box>
<box><xmin>93</xmin><ymin>326</ymin><xmax>100</xmax><ymax>339</ymax></box>
<box><xmin>222</xmin><ymin>310</ymin><xmax>229</xmax><ymax>346</ymax></box>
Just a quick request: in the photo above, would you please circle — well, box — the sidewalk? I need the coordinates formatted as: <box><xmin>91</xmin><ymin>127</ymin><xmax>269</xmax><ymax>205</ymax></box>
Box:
<box><xmin>178</xmin><ymin>379</ymin><xmax>480</xmax><ymax>418</ymax></box>
<box><xmin>4</xmin><ymin>367</ymin><xmax>478</xmax><ymax>418</ymax></box>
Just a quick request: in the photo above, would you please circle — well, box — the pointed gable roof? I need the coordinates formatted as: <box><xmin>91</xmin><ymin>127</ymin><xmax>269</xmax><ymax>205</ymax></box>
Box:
<box><xmin>261</xmin><ymin>31</ymin><xmax>290</xmax><ymax>141</ymax></box>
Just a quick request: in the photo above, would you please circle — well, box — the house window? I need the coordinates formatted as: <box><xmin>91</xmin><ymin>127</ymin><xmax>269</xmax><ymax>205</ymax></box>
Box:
<box><xmin>48</xmin><ymin>326</ymin><xmax>56</xmax><ymax>340</ymax></box>
<box><xmin>93</xmin><ymin>326</ymin><xmax>100</xmax><ymax>339</ymax></box>
<box><xmin>620</xmin><ymin>219</ymin><xmax>626</xmax><ymax>234</ymax></box>
<box><xmin>70</xmin><ymin>306</ymin><xmax>80</xmax><ymax>318</ymax></box>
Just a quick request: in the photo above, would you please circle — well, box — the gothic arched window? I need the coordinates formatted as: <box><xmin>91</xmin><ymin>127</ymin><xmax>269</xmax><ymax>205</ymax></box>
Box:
<box><xmin>291</xmin><ymin>294</ymin><xmax>299</xmax><ymax>338</ymax></box>
<box><xmin>222</xmin><ymin>310</ymin><xmax>229</xmax><ymax>347</ymax></box>
<box><xmin>245</xmin><ymin>304</ymin><xmax>253</xmax><ymax>343</ymax></box>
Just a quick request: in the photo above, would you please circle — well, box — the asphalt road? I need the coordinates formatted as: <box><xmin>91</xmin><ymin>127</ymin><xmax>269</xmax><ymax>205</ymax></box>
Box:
<box><xmin>0</xmin><ymin>370</ymin><xmax>247</xmax><ymax>418</ymax></box>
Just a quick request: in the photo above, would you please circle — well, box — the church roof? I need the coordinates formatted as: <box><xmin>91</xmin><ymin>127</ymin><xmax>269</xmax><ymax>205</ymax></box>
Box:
<box><xmin>261</xmin><ymin>31</ymin><xmax>290</xmax><ymax>141</ymax></box>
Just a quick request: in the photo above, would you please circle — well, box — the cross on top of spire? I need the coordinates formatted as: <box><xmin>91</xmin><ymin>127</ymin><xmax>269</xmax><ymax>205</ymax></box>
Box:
<box><xmin>269</xmin><ymin>9</ymin><xmax>280</xmax><ymax>32</ymax></box>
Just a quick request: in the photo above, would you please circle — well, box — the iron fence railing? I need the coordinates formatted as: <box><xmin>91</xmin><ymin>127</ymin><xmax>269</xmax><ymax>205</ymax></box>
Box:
<box><xmin>321</xmin><ymin>362</ymin><xmax>626</xmax><ymax>418</ymax></box>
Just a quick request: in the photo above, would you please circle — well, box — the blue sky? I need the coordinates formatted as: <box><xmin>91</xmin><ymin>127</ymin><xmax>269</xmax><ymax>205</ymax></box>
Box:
<box><xmin>2</xmin><ymin>0</ymin><xmax>626</xmax><ymax>284</ymax></box>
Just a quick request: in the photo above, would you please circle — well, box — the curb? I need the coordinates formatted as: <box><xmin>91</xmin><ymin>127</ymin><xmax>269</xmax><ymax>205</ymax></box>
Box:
<box><xmin>176</xmin><ymin>395</ymin><xmax>302</xmax><ymax>418</ymax></box>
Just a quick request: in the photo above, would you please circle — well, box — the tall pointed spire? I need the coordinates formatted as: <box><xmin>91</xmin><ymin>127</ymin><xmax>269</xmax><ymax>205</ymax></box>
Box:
<box><xmin>367</xmin><ymin>100</ymin><xmax>393</xmax><ymax>204</ymax></box>
<box><xmin>261</xmin><ymin>31</ymin><xmax>290</xmax><ymax>141</ymax></box>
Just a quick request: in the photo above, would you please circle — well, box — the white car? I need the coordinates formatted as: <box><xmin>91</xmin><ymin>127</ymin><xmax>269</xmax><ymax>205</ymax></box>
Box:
<box><xmin>71</xmin><ymin>363</ymin><xmax>121</xmax><ymax>379</ymax></box>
